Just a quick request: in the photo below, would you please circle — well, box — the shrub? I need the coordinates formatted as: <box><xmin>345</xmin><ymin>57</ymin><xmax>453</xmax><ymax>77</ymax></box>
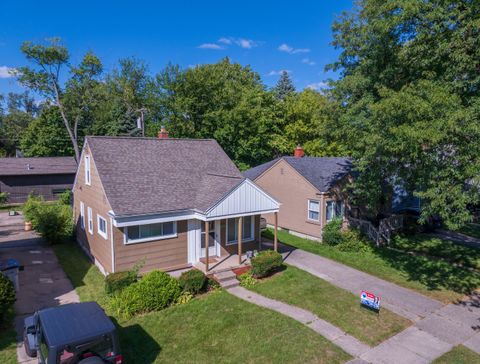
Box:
<box><xmin>0</xmin><ymin>192</ymin><xmax>8</xmax><ymax>206</ymax></box>
<box><xmin>0</xmin><ymin>274</ymin><xmax>15</xmax><ymax>323</ymax></box>
<box><xmin>251</xmin><ymin>250</ymin><xmax>283</xmax><ymax>278</ymax></box>
<box><xmin>35</xmin><ymin>203</ymin><xmax>74</xmax><ymax>244</ymax></box>
<box><xmin>175</xmin><ymin>291</ymin><xmax>193</xmax><ymax>306</ymax></box>
<box><xmin>322</xmin><ymin>218</ymin><xmax>344</xmax><ymax>246</ymax></box>
<box><xmin>178</xmin><ymin>269</ymin><xmax>207</xmax><ymax>294</ymax></box>
<box><xmin>23</xmin><ymin>194</ymin><xmax>43</xmax><ymax>226</ymax></box>
<box><xmin>58</xmin><ymin>190</ymin><xmax>72</xmax><ymax>206</ymax></box>
<box><xmin>238</xmin><ymin>271</ymin><xmax>257</xmax><ymax>288</ymax></box>
<box><xmin>111</xmin><ymin>270</ymin><xmax>181</xmax><ymax>318</ymax></box>
<box><xmin>105</xmin><ymin>270</ymin><xmax>138</xmax><ymax>295</ymax></box>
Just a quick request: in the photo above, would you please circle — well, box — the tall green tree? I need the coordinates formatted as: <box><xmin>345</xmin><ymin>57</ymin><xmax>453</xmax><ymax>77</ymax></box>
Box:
<box><xmin>16</xmin><ymin>38</ymin><xmax>103</xmax><ymax>161</ymax></box>
<box><xmin>274</xmin><ymin>71</ymin><xmax>295</xmax><ymax>100</ymax></box>
<box><xmin>329</xmin><ymin>0</ymin><xmax>480</xmax><ymax>228</ymax></box>
<box><xmin>155</xmin><ymin>58</ymin><xmax>279</xmax><ymax>169</ymax></box>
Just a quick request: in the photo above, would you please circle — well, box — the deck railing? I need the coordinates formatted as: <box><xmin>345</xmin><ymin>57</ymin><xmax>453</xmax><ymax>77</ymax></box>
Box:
<box><xmin>347</xmin><ymin>214</ymin><xmax>403</xmax><ymax>246</ymax></box>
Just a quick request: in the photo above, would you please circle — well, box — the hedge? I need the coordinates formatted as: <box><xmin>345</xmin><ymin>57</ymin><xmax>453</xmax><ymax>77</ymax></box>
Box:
<box><xmin>0</xmin><ymin>274</ymin><xmax>15</xmax><ymax>323</ymax></box>
<box><xmin>105</xmin><ymin>270</ymin><xmax>138</xmax><ymax>294</ymax></box>
<box><xmin>178</xmin><ymin>269</ymin><xmax>207</xmax><ymax>294</ymax></box>
<box><xmin>251</xmin><ymin>250</ymin><xmax>283</xmax><ymax>278</ymax></box>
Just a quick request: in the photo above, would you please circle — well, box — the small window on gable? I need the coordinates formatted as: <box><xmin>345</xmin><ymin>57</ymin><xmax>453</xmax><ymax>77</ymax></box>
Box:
<box><xmin>85</xmin><ymin>155</ymin><xmax>91</xmax><ymax>185</ymax></box>
<box><xmin>308</xmin><ymin>200</ymin><xmax>320</xmax><ymax>221</ymax></box>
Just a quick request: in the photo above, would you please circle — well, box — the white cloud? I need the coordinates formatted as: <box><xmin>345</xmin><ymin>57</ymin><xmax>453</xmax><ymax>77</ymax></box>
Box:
<box><xmin>0</xmin><ymin>66</ymin><xmax>15</xmax><ymax>78</ymax></box>
<box><xmin>218</xmin><ymin>37</ymin><xmax>232</xmax><ymax>45</ymax></box>
<box><xmin>267</xmin><ymin>70</ymin><xmax>291</xmax><ymax>76</ymax></box>
<box><xmin>197</xmin><ymin>43</ymin><xmax>224</xmax><ymax>50</ymax></box>
<box><xmin>302</xmin><ymin>58</ymin><xmax>316</xmax><ymax>66</ymax></box>
<box><xmin>278</xmin><ymin>43</ymin><xmax>310</xmax><ymax>54</ymax></box>
<box><xmin>235</xmin><ymin>38</ymin><xmax>258</xmax><ymax>49</ymax></box>
<box><xmin>306</xmin><ymin>81</ymin><xmax>329</xmax><ymax>91</ymax></box>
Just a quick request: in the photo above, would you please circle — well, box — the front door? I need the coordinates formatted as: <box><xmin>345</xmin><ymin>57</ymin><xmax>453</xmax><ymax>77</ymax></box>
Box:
<box><xmin>200</xmin><ymin>221</ymin><xmax>218</xmax><ymax>257</ymax></box>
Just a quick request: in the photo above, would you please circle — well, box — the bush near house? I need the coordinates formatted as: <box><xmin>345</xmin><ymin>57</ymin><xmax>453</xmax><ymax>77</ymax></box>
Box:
<box><xmin>178</xmin><ymin>269</ymin><xmax>207</xmax><ymax>294</ymax></box>
<box><xmin>23</xmin><ymin>194</ymin><xmax>74</xmax><ymax>244</ymax></box>
<box><xmin>105</xmin><ymin>271</ymin><xmax>138</xmax><ymax>295</ymax></box>
<box><xmin>110</xmin><ymin>270</ymin><xmax>181</xmax><ymax>318</ymax></box>
<box><xmin>251</xmin><ymin>250</ymin><xmax>283</xmax><ymax>278</ymax></box>
<box><xmin>0</xmin><ymin>192</ymin><xmax>8</xmax><ymax>206</ymax></box>
<box><xmin>322</xmin><ymin>218</ymin><xmax>344</xmax><ymax>246</ymax></box>
<box><xmin>0</xmin><ymin>275</ymin><xmax>15</xmax><ymax>324</ymax></box>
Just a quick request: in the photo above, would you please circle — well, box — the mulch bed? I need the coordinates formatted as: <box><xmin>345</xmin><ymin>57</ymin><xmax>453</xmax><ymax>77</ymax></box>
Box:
<box><xmin>232</xmin><ymin>266</ymin><xmax>251</xmax><ymax>276</ymax></box>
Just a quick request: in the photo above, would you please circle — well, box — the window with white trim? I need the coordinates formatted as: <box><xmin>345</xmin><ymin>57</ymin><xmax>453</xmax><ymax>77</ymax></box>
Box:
<box><xmin>79</xmin><ymin>202</ymin><xmax>85</xmax><ymax>230</ymax></box>
<box><xmin>85</xmin><ymin>155</ymin><xmax>91</xmax><ymax>185</ymax></box>
<box><xmin>308</xmin><ymin>200</ymin><xmax>320</xmax><ymax>221</ymax></box>
<box><xmin>87</xmin><ymin>207</ymin><xmax>93</xmax><ymax>234</ymax></box>
<box><xmin>97</xmin><ymin>215</ymin><xmax>108</xmax><ymax>239</ymax></box>
<box><xmin>226</xmin><ymin>216</ymin><xmax>254</xmax><ymax>245</ymax></box>
<box><xmin>125</xmin><ymin>221</ymin><xmax>177</xmax><ymax>244</ymax></box>
<box><xmin>326</xmin><ymin>200</ymin><xmax>345</xmax><ymax>222</ymax></box>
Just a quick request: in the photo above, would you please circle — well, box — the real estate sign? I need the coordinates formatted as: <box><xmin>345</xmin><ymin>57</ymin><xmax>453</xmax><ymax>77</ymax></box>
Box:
<box><xmin>360</xmin><ymin>290</ymin><xmax>380</xmax><ymax>311</ymax></box>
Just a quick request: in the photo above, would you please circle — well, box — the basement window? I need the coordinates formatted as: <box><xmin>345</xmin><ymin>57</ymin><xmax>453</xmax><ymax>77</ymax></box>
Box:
<box><xmin>125</xmin><ymin>221</ymin><xmax>177</xmax><ymax>244</ymax></box>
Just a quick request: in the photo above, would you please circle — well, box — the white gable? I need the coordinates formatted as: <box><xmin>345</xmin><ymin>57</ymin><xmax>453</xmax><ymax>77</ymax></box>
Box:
<box><xmin>206</xmin><ymin>179</ymin><xmax>280</xmax><ymax>219</ymax></box>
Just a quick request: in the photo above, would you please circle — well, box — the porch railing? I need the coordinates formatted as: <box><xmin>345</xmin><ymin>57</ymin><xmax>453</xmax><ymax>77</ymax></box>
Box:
<box><xmin>347</xmin><ymin>214</ymin><xmax>403</xmax><ymax>246</ymax></box>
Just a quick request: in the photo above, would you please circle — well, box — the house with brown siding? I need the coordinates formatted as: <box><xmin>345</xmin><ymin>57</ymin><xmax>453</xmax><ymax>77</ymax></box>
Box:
<box><xmin>73</xmin><ymin>131</ymin><xmax>280</xmax><ymax>275</ymax></box>
<box><xmin>244</xmin><ymin>146</ymin><xmax>352</xmax><ymax>241</ymax></box>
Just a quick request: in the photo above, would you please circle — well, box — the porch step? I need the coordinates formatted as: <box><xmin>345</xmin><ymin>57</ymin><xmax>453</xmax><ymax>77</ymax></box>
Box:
<box><xmin>213</xmin><ymin>270</ymin><xmax>239</xmax><ymax>288</ymax></box>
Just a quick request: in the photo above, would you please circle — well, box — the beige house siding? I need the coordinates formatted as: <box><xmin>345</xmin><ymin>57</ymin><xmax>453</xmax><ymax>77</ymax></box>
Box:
<box><xmin>114</xmin><ymin>221</ymin><xmax>189</xmax><ymax>274</ymax></box>
<box><xmin>73</xmin><ymin>144</ymin><xmax>113</xmax><ymax>273</ymax></box>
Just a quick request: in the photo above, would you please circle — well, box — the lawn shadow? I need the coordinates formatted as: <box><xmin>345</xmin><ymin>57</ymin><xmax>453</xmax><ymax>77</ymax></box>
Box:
<box><xmin>371</xmin><ymin>246</ymin><xmax>480</xmax><ymax>295</ymax></box>
<box><xmin>111</xmin><ymin>317</ymin><xmax>161</xmax><ymax>364</ymax></box>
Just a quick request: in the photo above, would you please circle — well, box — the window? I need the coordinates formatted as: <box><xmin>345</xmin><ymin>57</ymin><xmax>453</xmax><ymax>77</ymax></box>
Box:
<box><xmin>326</xmin><ymin>200</ymin><xmax>344</xmax><ymax>222</ymax></box>
<box><xmin>125</xmin><ymin>221</ymin><xmax>177</xmax><ymax>244</ymax></box>
<box><xmin>87</xmin><ymin>207</ymin><xmax>93</xmax><ymax>234</ymax></box>
<box><xmin>226</xmin><ymin>216</ymin><xmax>254</xmax><ymax>245</ymax></box>
<box><xmin>97</xmin><ymin>215</ymin><xmax>108</xmax><ymax>239</ymax></box>
<box><xmin>85</xmin><ymin>155</ymin><xmax>91</xmax><ymax>185</ymax></box>
<box><xmin>308</xmin><ymin>200</ymin><xmax>320</xmax><ymax>221</ymax></box>
<box><xmin>79</xmin><ymin>202</ymin><xmax>85</xmax><ymax>230</ymax></box>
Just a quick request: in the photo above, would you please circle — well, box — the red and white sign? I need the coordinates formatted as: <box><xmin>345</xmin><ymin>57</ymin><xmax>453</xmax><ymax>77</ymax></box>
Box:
<box><xmin>360</xmin><ymin>290</ymin><xmax>381</xmax><ymax>310</ymax></box>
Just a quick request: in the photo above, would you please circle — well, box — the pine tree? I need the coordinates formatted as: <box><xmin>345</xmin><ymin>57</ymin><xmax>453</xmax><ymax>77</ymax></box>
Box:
<box><xmin>274</xmin><ymin>71</ymin><xmax>295</xmax><ymax>100</ymax></box>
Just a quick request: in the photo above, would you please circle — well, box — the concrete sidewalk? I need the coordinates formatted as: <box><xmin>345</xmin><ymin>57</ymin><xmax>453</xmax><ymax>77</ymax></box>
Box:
<box><xmin>228</xmin><ymin>286</ymin><xmax>370</xmax><ymax>358</ymax></box>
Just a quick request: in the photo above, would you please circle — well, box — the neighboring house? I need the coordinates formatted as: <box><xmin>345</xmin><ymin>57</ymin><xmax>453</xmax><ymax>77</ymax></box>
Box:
<box><xmin>0</xmin><ymin>157</ymin><xmax>77</xmax><ymax>203</ymax></box>
<box><xmin>244</xmin><ymin>146</ymin><xmax>352</xmax><ymax>240</ymax></box>
<box><xmin>73</xmin><ymin>134</ymin><xmax>280</xmax><ymax>275</ymax></box>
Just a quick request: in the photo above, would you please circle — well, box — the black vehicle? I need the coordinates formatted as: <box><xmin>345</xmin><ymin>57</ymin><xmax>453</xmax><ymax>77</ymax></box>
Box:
<box><xmin>23</xmin><ymin>302</ymin><xmax>122</xmax><ymax>364</ymax></box>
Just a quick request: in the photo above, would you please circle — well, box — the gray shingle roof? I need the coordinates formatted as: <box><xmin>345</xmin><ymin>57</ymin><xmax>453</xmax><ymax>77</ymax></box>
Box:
<box><xmin>244</xmin><ymin>156</ymin><xmax>352</xmax><ymax>193</ymax></box>
<box><xmin>0</xmin><ymin>157</ymin><xmax>77</xmax><ymax>176</ymax></box>
<box><xmin>86</xmin><ymin>136</ymin><xmax>244</xmax><ymax>216</ymax></box>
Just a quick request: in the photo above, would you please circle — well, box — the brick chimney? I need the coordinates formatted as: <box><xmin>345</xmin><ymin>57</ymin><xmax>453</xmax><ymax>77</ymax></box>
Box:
<box><xmin>294</xmin><ymin>145</ymin><xmax>305</xmax><ymax>158</ymax></box>
<box><xmin>158</xmin><ymin>125</ymin><xmax>169</xmax><ymax>139</ymax></box>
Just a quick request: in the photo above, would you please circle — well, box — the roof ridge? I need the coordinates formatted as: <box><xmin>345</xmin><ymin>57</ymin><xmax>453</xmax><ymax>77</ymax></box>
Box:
<box><xmin>86</xmin><ymin>135</ymin><xmax>216</xmax><ymax>142</ymax></box>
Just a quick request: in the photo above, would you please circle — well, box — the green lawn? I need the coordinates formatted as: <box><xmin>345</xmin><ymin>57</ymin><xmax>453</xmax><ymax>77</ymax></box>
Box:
<box><xmin>264</xmin><ymin>229</ymin><xmax>480</xmax><ymax>303</ymax></box>
<box><xmin>432</xmin><ymin>345</ymin><xmax>480</xmax><ymax>364</ymax></box>
<box><xmin>0</xmin><ymin>311</ymin><xmax>17</xmax><ymax>364</ymax></box>
<box><xmin>458</xmin><ymin>223</ymin><xmax>480</xmax><ymax>240</ymax></box>
<box><xmin>249</xmin><ymin>265</ymin><xmax>410</xmax><ymax>346</ymax></box>
<box><xmin>391</xmin><ymin>234</ymin><xmax>480</xmax><ymax>270</ymax></box>
<box><xmin>53</xmin><ymin>242</ymin><xmax>351</xmax><ymax>363</ymax></box>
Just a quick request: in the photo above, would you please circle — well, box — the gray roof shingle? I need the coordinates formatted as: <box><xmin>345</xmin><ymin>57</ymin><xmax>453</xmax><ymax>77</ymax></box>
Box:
<box><xmin>0</xmin><ymin>157</ymin><xmax>77</xmax><ymax>176</ymax></box>
<box><xmin>86</xmin><ymin>136</ymin><xmax>244</xmax><ymax>216</ymax></box>
<box><xmin>244</xmin><ymin>156</ymin><xmax>352</xmax><ymax>193</ymax></box>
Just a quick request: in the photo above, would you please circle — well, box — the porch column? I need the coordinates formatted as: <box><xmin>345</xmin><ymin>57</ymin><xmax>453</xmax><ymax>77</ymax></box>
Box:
<box><xmin>205</xmin><ymin>220</ymin><xmax>209</xmax><ymax>272</ymax></box>
<box><xmin>274</xmin><ymin>212</ymin><xmax>278</xmax><ymax>252</ymax></box>
<box><xmin>238</xmin><ymin>217</ymin><xmax>243</xmax><ymax>265</ymax></box>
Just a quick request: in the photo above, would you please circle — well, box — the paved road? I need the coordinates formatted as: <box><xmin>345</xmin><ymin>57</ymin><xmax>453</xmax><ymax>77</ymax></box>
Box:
<box><xmin>283</xmin><ymin>248</ymin><xmax>480</xmax><ymax>363</ymax></box>
<box><xmin>0</xmin><ymin>213</ymin><xmax>79</xmax><ymax>364</ymax></box>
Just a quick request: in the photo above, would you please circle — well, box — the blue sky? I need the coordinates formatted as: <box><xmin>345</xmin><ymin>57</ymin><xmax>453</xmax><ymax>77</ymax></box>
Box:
<box><xmin>0</xmin><ymin>1</ymin><xmax>353</xmax><ymax>96</ymax></box>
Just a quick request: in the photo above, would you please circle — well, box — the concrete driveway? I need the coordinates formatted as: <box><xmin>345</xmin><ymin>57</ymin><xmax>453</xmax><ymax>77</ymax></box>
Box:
<box><xmin>0</xmin><ymin>212</ymin><xmax>79</xmax><ymax>363</ymax></box>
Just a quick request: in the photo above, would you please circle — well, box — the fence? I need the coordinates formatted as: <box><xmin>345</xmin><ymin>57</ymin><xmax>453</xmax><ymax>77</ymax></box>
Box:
<box><xmin>348</xmin><ymin>214</ymin><xmax>403</xmax><ymax>246</ymax></box>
